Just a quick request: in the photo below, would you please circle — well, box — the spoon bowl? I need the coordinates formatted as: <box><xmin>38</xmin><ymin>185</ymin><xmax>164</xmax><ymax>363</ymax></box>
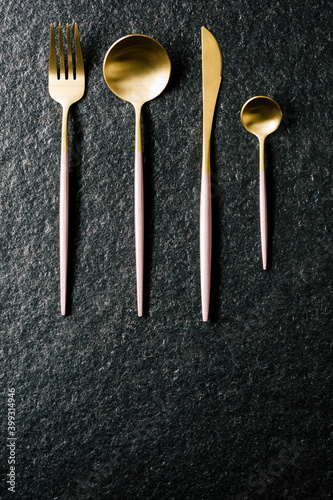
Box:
<box><xmin>241</xmin><ymin>96</ymin><xmax>282</xmax><ymax>270</ymax></box>
<box><xmin>241</xmin><ymin>96</ymin><xmax>282</xmax><ymax>139</ymax></box>
<box><xmin>103</xmin><ymin>35</ymin><xmax>171</xmax><ymax>316</ymax></box>
<box><xmin>103</xmin><ymin>34</ymin><xmax>171</xmax><ymax>108</ymax></box>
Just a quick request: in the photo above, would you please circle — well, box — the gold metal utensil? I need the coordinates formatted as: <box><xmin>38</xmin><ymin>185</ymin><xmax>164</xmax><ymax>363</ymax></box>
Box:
<box><xmin>241</xmin><ymin>96</ymin><xmax>282</xmax><ymax>270</ymax></box>
<box><xmin>201</xmin><ymin>26</ymin><xmax>222</xmax><ymax>322</ymax></box>
<box><xmin>103</xmin><ymin>34</ymin><xmax>171</xmax><ymax>317</ymax></box>
<box><xmin>49</xmin><ymin>23</ymin><xmax>85</xmax><ymax>315</ymax></box>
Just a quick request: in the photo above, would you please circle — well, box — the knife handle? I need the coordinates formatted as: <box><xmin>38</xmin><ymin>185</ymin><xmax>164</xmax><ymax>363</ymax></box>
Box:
<box><xmin>200</xmin><ymin>171</ymin><xmax>212</xmax><ymax>321</ymax></box>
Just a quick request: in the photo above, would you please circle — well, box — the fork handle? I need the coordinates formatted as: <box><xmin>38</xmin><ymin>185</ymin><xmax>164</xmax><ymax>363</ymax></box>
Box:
<box><xmin>60</xmin><ymin>108</ymin><xmax>69</xmax><ymax>315</ymax></box>
<box><xmin>60</xmin><ymin>150</ymin><xmax>69</xmax><ymax>315</ymax></box>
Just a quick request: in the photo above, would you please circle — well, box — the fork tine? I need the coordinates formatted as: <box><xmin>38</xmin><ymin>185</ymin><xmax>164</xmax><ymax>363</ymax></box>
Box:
<box><xmin>66</xmin><ymin>24</ymin><xmax>73</xmax><ymax>78</ymax></box>
<box><xmin>49</xmin><ymin>24</ymin><xmax>57</xmax><ymax>77</ymax></box>
<box><xmin>58</xmin><ymin>24</ymin><xmax>66</xmax><ymax>78</ymax></box>
<box><xmin>74</xmin><ymin>23</ymin><xmax>84</xmax><ymax>78</ymax></box>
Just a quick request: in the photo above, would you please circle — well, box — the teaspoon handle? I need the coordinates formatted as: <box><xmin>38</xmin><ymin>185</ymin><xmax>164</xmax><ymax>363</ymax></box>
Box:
<box><xmin>259</xmin><ymin>138</ymin><xmax>267</xmax><ymax>270</ymax></box>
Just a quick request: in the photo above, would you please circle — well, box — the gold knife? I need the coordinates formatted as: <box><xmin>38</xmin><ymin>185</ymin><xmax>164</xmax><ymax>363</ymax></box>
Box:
<box><xmin>200</xmin><ymin>26</ymin><xmax>222</xmax><ymax>321</ymax></box>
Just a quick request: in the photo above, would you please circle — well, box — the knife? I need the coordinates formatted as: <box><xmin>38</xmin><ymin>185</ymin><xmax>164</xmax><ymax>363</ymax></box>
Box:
<box><xmin>200</xmin><ymin>26</ymin><xmax>222</xmax><ymax>321</ymax></box>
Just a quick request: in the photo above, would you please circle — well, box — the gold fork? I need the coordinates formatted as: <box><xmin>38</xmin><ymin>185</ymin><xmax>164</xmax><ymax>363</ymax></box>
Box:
<box><xmin>49</xmin><ymin>23</ymin><xmax>85</xmax><ymax>315</ymax></box>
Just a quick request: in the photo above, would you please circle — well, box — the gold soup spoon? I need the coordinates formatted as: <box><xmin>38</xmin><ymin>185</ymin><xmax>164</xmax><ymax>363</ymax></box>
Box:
<box><xmin>241</xmin><ymin>96</ymin><xmax>282</xmax><ymax>270</ymax></box>
<box><xmin>103</xmin><ymin>35</ymin><xmax>171</xmax><ymax>316</ymax></box>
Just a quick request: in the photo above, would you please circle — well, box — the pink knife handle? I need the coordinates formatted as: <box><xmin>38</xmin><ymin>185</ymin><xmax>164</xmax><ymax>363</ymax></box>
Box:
<box><xmin>200</xmin><ymin>171</ymin><xmax>212</xmax><ymax>321</ymax></box>
<box><xmin>59</xmin><ymin>150</ymin><xmax>69</xmax><ymax>315</ymax></box>
<box><xmin>135</xmin><ymin>151</ymin><xmax>144</xmax><ymax>317</ymax></box>
<box><xmin>259</xmin><ymin>168</ymin><xmax>268</xmax><ymax>270</ymax></box>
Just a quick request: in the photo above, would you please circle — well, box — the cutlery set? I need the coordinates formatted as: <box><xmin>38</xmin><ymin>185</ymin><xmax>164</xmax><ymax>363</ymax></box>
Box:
<box><xmin>49</xmin><ymin>23</ymin><xmax>282</xmax><ymax>319</ymax></box>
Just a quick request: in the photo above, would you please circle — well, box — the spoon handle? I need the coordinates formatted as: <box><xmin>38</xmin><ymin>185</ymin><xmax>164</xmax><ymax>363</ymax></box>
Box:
<box><xmin>135</xmin><ymin>107</ymin><xmax>144</xmax><ymax>316</ymax></box>
<box><xmin>135</xmin><ymin>151</ymin><xmax>144</xmax><ymax>316</ymax></box>
<box><xmin>259</xmin><ymin>138</ymin><xmax>268</xmax><ymax>270</ymax></box>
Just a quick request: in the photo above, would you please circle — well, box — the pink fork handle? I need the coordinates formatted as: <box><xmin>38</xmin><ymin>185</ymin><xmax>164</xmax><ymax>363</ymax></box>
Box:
<box><xmin>135</xmin><ymin>151</ymin><xmax>144</xmax><ymax>317</ymax></box>
<box><xmin>200</xmin><ymin>171</ymin><xmax>212</xmax><ymax>321</ymax></box>
<box><xmin>260</xmin><ymin>169</ymin><xmax>268</xmax><ymax>270</ymax></box>
<box><xmin>60</xmin><ymin>150</ymin><xmax>69</xmax><ymax>315</ymax></box>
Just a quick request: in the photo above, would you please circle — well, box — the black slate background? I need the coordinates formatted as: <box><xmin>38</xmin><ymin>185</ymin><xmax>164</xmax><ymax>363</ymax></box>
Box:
<box><xmin>1</xmin><ymin>0</ymin><xmax>332</xmax><ymax>499</ymax></box>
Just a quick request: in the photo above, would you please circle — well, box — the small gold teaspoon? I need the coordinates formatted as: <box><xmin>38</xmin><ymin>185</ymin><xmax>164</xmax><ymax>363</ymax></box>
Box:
<box><xmin>241</xmin><ymin>96</ymin><xmax>282</xmax><ymax>270</ymax></box>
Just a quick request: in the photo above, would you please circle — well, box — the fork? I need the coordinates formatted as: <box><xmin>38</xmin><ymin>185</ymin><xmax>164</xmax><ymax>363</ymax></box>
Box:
<box><xmin>49</xmin><ymin>23</ymin><xmax>85</xmax><ymax>315</ymax></box>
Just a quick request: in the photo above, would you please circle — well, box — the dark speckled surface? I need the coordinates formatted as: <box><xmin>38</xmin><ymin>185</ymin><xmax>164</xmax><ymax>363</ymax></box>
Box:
<box><xmin>1</xmin><ymin>0</ymin><xmax>332</xmax><ymax>498</ymax></box>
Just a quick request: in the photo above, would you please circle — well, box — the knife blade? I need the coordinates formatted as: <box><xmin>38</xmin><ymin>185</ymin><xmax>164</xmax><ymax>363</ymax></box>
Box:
<box><xmin>200</xmin><ymin>26</ymin><xmax>222</xmax><ymax>321</ymax></box>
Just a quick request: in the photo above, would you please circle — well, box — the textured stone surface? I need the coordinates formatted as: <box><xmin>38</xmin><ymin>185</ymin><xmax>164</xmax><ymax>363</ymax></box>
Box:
<box><xmin>0</xmin><ymin>0</ymin><xmax>332</xmax><ymax>498</ymax></box>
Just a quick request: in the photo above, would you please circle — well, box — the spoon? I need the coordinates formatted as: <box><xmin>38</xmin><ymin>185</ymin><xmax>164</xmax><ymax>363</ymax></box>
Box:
<box><xmin>103</xmin><ymin>35</ymin><xmax>171</xmax><ymax>316</ymax></box>
<box><xmin>241</xmin><ymin>96</ymin><xmax>282</xmax><ymax>270</ymax></box>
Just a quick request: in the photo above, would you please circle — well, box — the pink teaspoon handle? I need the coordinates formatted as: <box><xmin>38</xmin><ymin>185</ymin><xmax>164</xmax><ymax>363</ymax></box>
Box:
<box><xmin>259</xmin><ymin>137</ymin><xmax>268</xmax><ymax>270</ymax></box>
<box><xmin>260</xmin><ymin>169</ymin><xmax>268</xmax><ymax>270</ymax></box>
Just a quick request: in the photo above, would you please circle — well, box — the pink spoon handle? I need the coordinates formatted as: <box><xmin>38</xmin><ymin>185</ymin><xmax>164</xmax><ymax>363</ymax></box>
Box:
<box><xmin>259</xmin><ymin>168</ymin><xmax>268</xmax><ymax>270</ymax></box>
<box><xmin>135</xmin><ymin>151</ymin><xmax>144</xmax><ymax>317</ymax></box>
<box><xmin>200</xmin><ymin>171</ymin><xmax>212</xmax><ymax>322</ymax></box>
<box><xmin>259</xmin><ymin>137</ymin><xmax>267</xmax><ymax>270</ymax></box>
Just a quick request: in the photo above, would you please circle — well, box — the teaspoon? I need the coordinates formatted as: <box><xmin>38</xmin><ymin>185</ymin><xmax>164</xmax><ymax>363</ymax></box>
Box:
<box><xmin>241</xmin><ymin>96</ymin><xmax>282</xmax><ymax>269</ymax></box>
